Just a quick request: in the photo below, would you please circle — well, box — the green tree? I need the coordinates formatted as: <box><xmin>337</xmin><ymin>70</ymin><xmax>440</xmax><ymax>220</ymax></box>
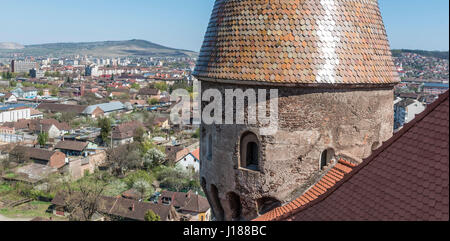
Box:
<box><xmin>148</xmin><ymin>98</ymin><xmax>159</xmax><ymax>105</ymax></box>
<box><xmin>38</xmin><ymin>132</ymin><xmax>49</xmax><ymax>147</ymax></box>
<box><xmin>50</xmin><ymin>87</ymin><xmax>59</xmax><ymax>96</ymax></box>
<box><xmin>133</xmin><ymin>179</ymin><xmax>154</xmax><ymax>200</ymax></box>
<box><xmin>133</xmin><ymin>127</ymin><xmax>146</xmax><ymax>143</ymax></box>
<box><xmin>192</xmin><ymin>128</ymin><xmax>200</xmax><ymax>139</ymax></box>
<box><xmin>144</xmin><ymin>210</ymin><xmax>160</xmax><ymax>221</ymax></box>
<box><xmin>124</xmin><ymin>170</ymin><xmax>154</xmax><ymax>188</ymax></box>
<box><xmin>130</xmin><ymin>83</ymin><xmax>140</xmax><ymax>90</ymax></box>
<box><xmin>98</xmin><ymin>117</ymin><xmax>112</xmax><ymax>145</ymax></box>
<box><xmin>143</xmin><ymin>148</ymin><xmax>166</xmax><ymax>169</ymax></box>
<box><xmin>154</xmin><ymin>82</ymin><xmax>168</xmax><ymax>92</ymax></box>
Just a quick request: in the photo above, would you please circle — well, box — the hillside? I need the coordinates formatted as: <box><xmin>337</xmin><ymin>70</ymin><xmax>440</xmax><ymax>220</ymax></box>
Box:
<box><xmin>392</xmin><ymin>49</ymin><xmax>449</xmax><ymax>60</ymax></box>
<box><xmin>0</xmin><ymin>42</ymin><xmax>24</xmax><ymax>50</ymax></box>
<box><xmin>0</xmin><ymin>39</ymin><xmax>197</xmax><ymax>58</ymax></box>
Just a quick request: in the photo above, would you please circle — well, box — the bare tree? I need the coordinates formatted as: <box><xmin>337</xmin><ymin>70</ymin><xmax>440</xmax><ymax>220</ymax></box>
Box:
<box><xmin>63</xmin><ymin>177</ymin><xmax>106</xmax><ymax>221</ymax></box>
<box><xmin>9</xmin><ymin>145</ymin><xmax>29</xmax><ymax>164</ymax></box>
<box><xmin>106</xmin><ymin>144</ymin><xmax>142</xmax><ymax>177</ymax></box>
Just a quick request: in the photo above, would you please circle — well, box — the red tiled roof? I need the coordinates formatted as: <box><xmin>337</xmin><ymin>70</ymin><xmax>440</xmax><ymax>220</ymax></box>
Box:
<box><xmin>55</xmin><ymin>140</ymin><xmax>88</xmax><ymax>152</ymax></box>
<box><xmin>190</xmin><ymin>148</ymin><xmax>200</xmax><ymax>161</ymax></box>
<box><xmin>159</xmin><ymin>190</ymin><xmax>210</xmax><ymax>213</ymax></box>
<box><xmin>254</xmin><ymin>159</ymin><xmax>356</xmax><ymax>221</ymax></box>
<box><xmin>256</xmin><ymin>90</ymin><xmax>449</xmax><ymax>221</ymax></box>
<box><xmin>111</xmin><ymin>120</ymin><xmax>146</xmax><ymax>140</ymax></box>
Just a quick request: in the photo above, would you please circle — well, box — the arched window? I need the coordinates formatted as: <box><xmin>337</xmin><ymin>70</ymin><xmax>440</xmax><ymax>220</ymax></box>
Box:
<box><xmin>257</xmin><ymin>197</ymin><xmax>281</xmax><ymax>215</ymax></box>
<box><xmin>240</xmin><ymin>132</ymin><xmax>259</xmax><ymax>171</ymax></box>
<box><xmin>320</xmin><ymin>148</ymin><xmax>335</xmax><ymax>170</ymax></box>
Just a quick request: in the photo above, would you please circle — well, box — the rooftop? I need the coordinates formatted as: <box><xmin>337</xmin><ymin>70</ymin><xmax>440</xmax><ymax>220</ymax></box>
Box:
<box><xmin>194</xmin><ymin>0</ymin><xmax>399</xmax><ymax>86</ymax></box>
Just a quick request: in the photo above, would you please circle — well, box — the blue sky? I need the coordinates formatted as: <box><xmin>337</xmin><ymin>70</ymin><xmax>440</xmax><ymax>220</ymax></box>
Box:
<box><xmin>0</xmin><ymin>0</ymin><xmax>448</xmax><ymax>51</ymax></box>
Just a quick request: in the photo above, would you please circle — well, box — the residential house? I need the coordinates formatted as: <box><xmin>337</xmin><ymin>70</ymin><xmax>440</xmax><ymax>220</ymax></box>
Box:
<box><xmin>11</xmin><ymin>87</ymin><xmax>38</xmax><ymax>99</ymax></box>
<box><xmin>159</xmin><ymin>190</ymin><xmax>210</xmax><ymax>221</ymax></box>
<box><xmin>0</xmin><ymin>126</ymin><xmax>15</xmax><ymax>134</ymax></box>
<box><xmin>11</xmin><ymin>146</ymin><xmax>66</xmax><ymax>169</ymax></box>
<box><xmin>52</xmin><ymin>192</ymin><xmax>178</xmax><ymax>221</ymax></box>
<box><xmin>3</xmin><ymin>93</ymin><xmax>17</xmax><ymax>103</ymax></box>
<box><xmin>54</xmin><ymin>140</ymin><xmax>88</xmax><ymax>157</ymax></box>
<box><xmin>28</xmin><ymin>119</ymin><xmax>71</xmax><ymax>138</ymax></box>
<box><xmin>111</xmin><ymin>120</ymin><xmax>148</xmax><ymax>146</ymax></box>
<box><xmin>153</xmin><ymin>117</ymin><xmax>170</xmax><ymax>130</ymax></box>
<box><xmin>128</xmin><ymin>99</ymin><xmax>147</xmax><ymax>109</ymax></box>
<box><xmin>0</xmin><ymin>105</ymin><xmax>31</xmax><ymax>123</ymax></box>
<box><xmin>423</xmin><ymin>82</ymin><xmax>449</xmax><ymax>95</ymax></box>
<box><xmin>165</xmin><ymin>144</ymin><xmax>184</xmax><ymax>164</ymax></box>
<box><xmin>394</xmin><ymin>98</ymin><xmax>426</xmax><ymax>130</ymax></box>
<box><xmin>137</xmin><ymin>88</ymin><xmax>161</xmax><ymax>101</ymax></box>
<box><xmin>175</xmin><ymin>148</ymin><xmax>200</xmax><ymax>173</ymax></box>
<box><xmin>30</xmin><ymin>109</ymin><xmax>43</xmax><ymax>119</ymax></box>
<box><xmin>83</xmin><ymin>102</ymin><xmax>125</xmax><ymax>118</ymax></box>
<box><xmin>2</xmin><ymin>118</ymin><xmax>70</xmax><ymax>138</ymax></box>
<box><xmin>37</xmin><ymin>103</ymin><xmax>87</xmax><ymax>116</ymax></box>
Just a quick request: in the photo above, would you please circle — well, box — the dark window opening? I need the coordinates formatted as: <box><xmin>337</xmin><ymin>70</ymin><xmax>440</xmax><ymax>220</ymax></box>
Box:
<box><xmin>240</xmin><ymin>132</ymin><xmax>260</xmax><ymax>171</ymax></box>
<box><xmin>246</xmin><ymin>142</ymin><xmax>258</xmax><ymax>168</ymax></box>
<box><xmin>257</xmin><ymin>197</ymin><xmax>281</xmax><ymax>215</ymax></box>
<box><xmin>320</xmin><ymin>150</ymin><xmax>328</xmax><ymax>170</ymax></box>
<box><xmin>320</xmin><ymin>148</ymin><xmax>335</xmax><ymax>170</ymax></box>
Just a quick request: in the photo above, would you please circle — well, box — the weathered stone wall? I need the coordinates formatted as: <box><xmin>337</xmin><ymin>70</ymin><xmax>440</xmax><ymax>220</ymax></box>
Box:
<box><xmin>199</xmin><ymin>81</ymin><xmax>395</xmax><ymax>220</ymax></box>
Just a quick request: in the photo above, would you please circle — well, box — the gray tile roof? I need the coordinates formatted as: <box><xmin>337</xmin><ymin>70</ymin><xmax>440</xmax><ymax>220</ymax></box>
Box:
<box><xmin>83</xmin><ymin>101</ymin><xmax>125</xmax><ymax>114</ymax></box>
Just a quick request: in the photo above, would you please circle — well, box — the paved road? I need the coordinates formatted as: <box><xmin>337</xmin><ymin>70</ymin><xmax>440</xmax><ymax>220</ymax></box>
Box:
<box><xmin>0</xmin><ymin>214</ymin><xmax>32</xmax><ymax>221</ymax></box>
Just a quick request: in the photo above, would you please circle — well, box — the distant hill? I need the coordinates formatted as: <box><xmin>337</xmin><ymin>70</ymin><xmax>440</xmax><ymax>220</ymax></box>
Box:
<box><xmin>392</xmin><ymin>49</ymin><xmax>449</xmax><ymax>60</ymax></box>
<box><xmin>0</xmin><ymin>42</ymin><xmax>24</xmax><ymax>50</ymax></box>
<box><xmin>0</xmin><ymin>39</ymin><xmax>197</xmax><ymax>58</ymax></box>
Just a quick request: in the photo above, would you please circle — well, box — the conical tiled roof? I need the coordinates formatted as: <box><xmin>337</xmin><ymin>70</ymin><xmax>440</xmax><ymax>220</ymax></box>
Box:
<box><xmin>194</xmin><ymin>0</ymin><xmax>400</xmax><ymax>85</ymax></box>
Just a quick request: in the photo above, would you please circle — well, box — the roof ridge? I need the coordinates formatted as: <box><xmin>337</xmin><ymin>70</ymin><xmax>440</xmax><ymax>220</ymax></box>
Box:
<box><xmin>271</xmin><ymin>90</ymin><xmax>449</xmax><ymax>221</ymax></box>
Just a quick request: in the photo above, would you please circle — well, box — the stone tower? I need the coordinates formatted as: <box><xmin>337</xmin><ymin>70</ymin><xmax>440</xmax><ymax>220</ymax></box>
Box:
<box><xmin>193</xmin><ymin>0</ymin><xmax>399</xmax><ymax>221</ymax></box>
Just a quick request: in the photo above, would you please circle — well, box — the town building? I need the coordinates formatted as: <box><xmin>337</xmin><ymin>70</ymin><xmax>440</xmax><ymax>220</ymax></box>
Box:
<box><xmin>37</xmin><ymin>103</ymin><xmax>87</xmax><ymax>116</ymax></box>
<box><xmin>29</xmin><ymin>68</ymin><xmax>45</xmax><ymax>78</ymax></box>
<box><xmin>0</xmin><ymin>105</ymin><xmax>31</xmax><ymax>123</ymax></box>
<box><xmin>82</xmin><ymin>101</ymin><xmax>125</xmax><ymax>118</ymax></box>
<box><xmin>3</xmin><ymin>93</ymin><xmax>17</xmax><ymax>103</ymax></box>
<box><xmin>193</xmin><ymin>0</ymin><xmax>400</xmax><ymax>220</ymax></box>
<box><xmin>11</xmin><ymin>87</ymin><xmax>38</xmax><ymax>99</ymax></box>
<box><xmin>52</xmin><ymin>192</ymin><xmax>179</xmax><ymax>221</ymax></box>
<box><xmin>394</xmin><ymin>98</ymin><xmax>426</xmax><ymax>130</ymax></box>
<box><xmin>11</xmin><ymin>146</ymin><xmax>67</xmax><ymax>169</ymax></box>
<box><xmin>11</xmin><ymin>60</ymin><xmax>37</xmax><ymax>73</ymax></box>
<box><xmin>159</xmin><ymin>190</ymin><xmax>211</xmax><ymax>221</ymax></box>
<box><xmin>137</xmin><ymin>88</ymin><xmax>161</xmax><ymax>100</ymax></box>
<box><xmin>54</xmin><ymin>140</ymin><xmax>88</xmax><ymax>157</ymax></box>
<box><xmin>111</xmin><ymin>120</ymin><xmax>148</xmax><ymax>146</ymax></box>
<box><xmin>423</xmin><ymin>82</ymin><xmax>449</xmax><ymax>95</ymax></box>
<box><xmin>175</xmin><ymin>148</ymin><xmax>200</xmax><ymax>173</ymax></box>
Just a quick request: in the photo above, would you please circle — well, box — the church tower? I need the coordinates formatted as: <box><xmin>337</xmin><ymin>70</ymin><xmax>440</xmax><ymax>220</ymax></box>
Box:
<box><xmin>193</xmin><ymin>0</ymin><xmax>399</xmax><ymax>221</ymax></box>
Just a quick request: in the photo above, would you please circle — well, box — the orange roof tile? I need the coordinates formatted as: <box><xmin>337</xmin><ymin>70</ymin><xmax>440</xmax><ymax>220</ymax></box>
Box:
<box><xmin>254</xmin><ymin>159</ymin><xmax>356</xmax><ymax>221</ymax></box>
